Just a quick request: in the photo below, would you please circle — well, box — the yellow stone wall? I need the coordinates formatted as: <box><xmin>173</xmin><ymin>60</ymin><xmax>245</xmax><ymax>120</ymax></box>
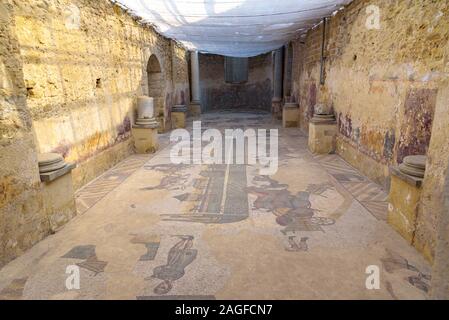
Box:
<box><xmin>1</xmin><ymin>0</ymin><xmax>46</xmax><ymax>267</ymax></box>
<box><xmin>11</xmin><ymin>0</ymin><xmax>189</xmax><ymax>189</ymax></box>
<box><xmin>292</xmin><ymin>0</ymin><xmax>449</xmax><ymax>262</ymax></box>
<box><xmin>0</xmin><ymin>0</ymin><xmax>189</xmax><ymax>266</ymax></box>
<box><xmin>388</xmin><ymin>174</ymin><xmax>422</xmax><ymax>244</ymax></box>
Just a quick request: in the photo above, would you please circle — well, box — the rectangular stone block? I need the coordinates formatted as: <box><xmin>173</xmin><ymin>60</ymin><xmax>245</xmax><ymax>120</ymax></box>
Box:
<box><xmin>132</xmin><ymin>127</ymin><xmax>159</xmax><ymax>154</ymax></box>
<box><xmin>189</xmin><ymin>102</ymin><xmax>201</xmax><ymax>117</ymax></box>
<box><xmin>172</xmin><ymin>111</ymin><xmax>186</xmax><ymax>129</ymax></box>
<box><xmin>282</xmin><ymin>106</ymin><xmax>299</xmax><ymax>128</ymax></box>
<box><xmin>272</xmin><ymin>100</ymin><xmax>282</xmax><ymax>120</ymax></box>
<box><xmin>387</xmin><ymin>171</ymin><xmax>422</xmax><ymax>244</ymax></box>
<box><xmin>42</xmin><ymin>172</ymin><xmax>76</xmax><ymax>232</ymax></box>
<box><xmin>308</xmin><ymin>121</ymin><xmax>337</xmax><ymax>154</ymax></box>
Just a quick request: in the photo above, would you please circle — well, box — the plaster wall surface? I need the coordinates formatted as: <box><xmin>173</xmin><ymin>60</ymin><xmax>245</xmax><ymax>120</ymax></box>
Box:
<box><xmin>10</xmin><ymin>0</ymin><xmax>189</xmax><ymax>189</ymax></box>
<box><xmin>292</xmin><ymin>0</ymin><xmax>449</xmax><ymax>261</ymax></box>
<box><xmin>0</xmin><ymin>0</ymin><xmax>189</xmax><ymax>266</ymax></box>
<box><xmin>199</xmin><ymin>53</ymin><xmax>272</xmax><ymax>111</ymax></box>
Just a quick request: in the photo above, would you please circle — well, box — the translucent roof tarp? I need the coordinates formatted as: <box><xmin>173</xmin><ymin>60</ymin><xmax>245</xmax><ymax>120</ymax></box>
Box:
<box><xmin>115</xmin><ymin>0</ymin><xmax>351</xmax><ymax>57</ymax></box>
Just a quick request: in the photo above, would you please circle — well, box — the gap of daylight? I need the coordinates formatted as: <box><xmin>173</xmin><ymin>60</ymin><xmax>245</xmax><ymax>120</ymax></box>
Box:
<box><xmin>114</xmin><ymin>0</ymin><xmax>352</xmax><ymax>57</ymax></box>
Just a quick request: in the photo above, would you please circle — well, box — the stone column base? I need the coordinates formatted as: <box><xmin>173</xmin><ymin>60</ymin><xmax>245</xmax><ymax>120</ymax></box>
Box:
<box><xmin>157</xmin><ymin>117</ymin><xmax>168</xmax><ymax>134</ymax></box>
<box><xmin>41</xmin><ymin>164</ymin><xmax>77</xmax><ymax>232</ymax></box>
<box><xmin>172</xmin><ymin>105</ymin><xmax>187</xmax><ymax>129</ymax></box>
<box><xmin>132</xmin><ymin>125</ymin><xmax>159</xmax><ymax>154</ymax></box>
<box><xmin>388</xmin><ymin>168</ymin><xmax>423</xmax><ymax>244</ymax></box>
<box><xmin>189</xmin><ymin>101</ymin><xmax>201</xmax><ymax>117</ymax></box>
<box><xmin>282</xmin><ymin>103</ymin><xmax>299</xmax><ymax>128</ymax></box>
<box><xmin>172</xmin><ymin>112</ymin><xmax>186</xmax><ymax>129</ymax></box>
<box><xmin>272</xmin><ymin>98</ymin><xmax>282</xmax><ymax>119</ymax></box>
<box><xmin>308</xmin><ymin>119</ymin><xmax>337</xmax><ymax>154</ymax></box>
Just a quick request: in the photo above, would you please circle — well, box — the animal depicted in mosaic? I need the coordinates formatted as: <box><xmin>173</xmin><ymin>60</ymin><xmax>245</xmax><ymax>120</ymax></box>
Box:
<box><xmin>162</xmin><ymin>164</ymin><xmax>249</xmax><ymax>224</ymax></box>
<box><xmin>381</xmin><ymin>248</ymin><xmax>431</xmax><ymax>294</ymax></box>
<box><xmin>148</xmin><ymin>235</ymin><xmax>198</xmax><ymax>295</ymax></box>
<box><xmin>142</xmin><ymin>164</ymin><xmax>191</xmax><ymax>191</ymax></box>
<box><xmin>61</xmin><ymin>245</ymin><xmax>108</xmax><ymax>275</ymax></box>
<box><xmin>130</xmin><ymin>234</ymin><xmax>161</xmax><ymax>261</ymax></box>
<box><xmin>247</xmin><ymin>176</ymin><xmax>336</xmax><ymax>251</ymax></box>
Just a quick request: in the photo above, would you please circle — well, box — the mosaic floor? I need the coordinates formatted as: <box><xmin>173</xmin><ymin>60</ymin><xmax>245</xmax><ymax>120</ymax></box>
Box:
<box><xmin>0</xmin><ymin>111</ymin><xmax>431</xmax><ymax>300</ymax></box>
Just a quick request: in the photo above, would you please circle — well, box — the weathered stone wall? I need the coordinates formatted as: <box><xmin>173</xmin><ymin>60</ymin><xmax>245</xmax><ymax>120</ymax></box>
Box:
<box><xmin>416</xmin><ymin>80</ymin><xmax>449</xmax><ymax>262</ymax></box>
<box><xmin>11</xmin><ymin>0</ymin><xmax>189</xmax><ymax>189</ymax></box>
<box><xmin>0</xmin><ymin>0</ymin><xmax>189</xmax><ymax>266</ymax></box>
<box><xmin>1</xmin><ymin>0</ymin><xmax>46</xmax><ymax>267</ymax></box>
<box><xmin>171</xmin><ymin>42</ymin><xmax>190</xmax><ymax>108</ymax></box>
<box><xmin>199</xmin><ymin>53</ymin><xmax>272</xmax><ymax>111</ymax></box>
<box><xmin>292</xmin><ymin>0</ymin><xmax>449</xmax><ymax>261</ymax></box>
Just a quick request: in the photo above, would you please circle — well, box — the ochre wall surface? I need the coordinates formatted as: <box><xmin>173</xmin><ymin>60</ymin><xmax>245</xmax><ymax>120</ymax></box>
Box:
<box><xmin>199</xmin><ymin>53</ymin><xmax>272</xmax><ymax>111</ymax></box>
<box><xmin>11</xmin><ymin>0</ymin><xmax>189</xmax><ymax>189</ymax></box>
<box><xmin>291</xmin><ymin>0</ymin><xmax>449</xmax><ymax>262</ymax></box>
<box><xmin>1</xmin><ymin>0</ymin><xmax>46</xmax><ymax>268</ymax></box>
<box><xmin>0</xmin><ymin>0</ymin><xmax>189</xmax><ymax>267</ymax></box>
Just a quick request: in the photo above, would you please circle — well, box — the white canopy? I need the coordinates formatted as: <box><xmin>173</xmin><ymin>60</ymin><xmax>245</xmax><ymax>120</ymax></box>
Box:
<box><xmin>114</xmin><ymin>0</ymin><xmax>351</xmax><ymax>57</ymax></box>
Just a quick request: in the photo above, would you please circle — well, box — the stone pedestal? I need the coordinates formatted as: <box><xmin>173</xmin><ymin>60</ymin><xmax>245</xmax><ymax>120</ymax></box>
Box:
<box><xmin>172</xmin><ymin>105</ymin><xmax>187</xmax><ymax>129</ymax></box>
<box><xmin>388</xmin><ymin>156</ymin><xmax>426</xmax><ymax>243</ymax></box>
<box><xmin>272</xmin><ymin>97</ymin><xmax>282</xmax><ymax>119</ymax></box>
<box><xmin>38</xmin><ymin>153</ymin><xmax>76</xmax><ymax>232</ymax></box>
<box><xmin>282</xmin><ymin>102</ymin><xmax>299</xmax><ymax>128</ymax></box>
<box><xmin>308</xmin><ymin>116</ymin><xmax>337</xmax><ymax>154</ymax></box>
<box><xmin>132</xmin><ymin>124</ymin><xmax>159</xmax><ymax>154</ymax></box>
<box><xmin>189</xmin><ymin>101</ymin><xmax>201</xmax><ymax>117</ymax></box>
<box><xmin>137</xmin><ymin>96</ymin><xmax>154</xmax><ymax>119</ymax></box>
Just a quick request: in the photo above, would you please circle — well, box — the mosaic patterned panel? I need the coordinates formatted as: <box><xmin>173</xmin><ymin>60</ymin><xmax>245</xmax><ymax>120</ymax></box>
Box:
<box><xmin>75</xmin><ymin>133</ymin><xmax>173</xmax><ymax>214</ymax></box>
<box><xmin>75</xmin><ymin>155</ymin><xmax>151</xmax><ymax>214</ymax></box>
<box><xmin>314</xmin><ymin>154</ymin><xmax>389</xmax><ymax>221</ymax></box>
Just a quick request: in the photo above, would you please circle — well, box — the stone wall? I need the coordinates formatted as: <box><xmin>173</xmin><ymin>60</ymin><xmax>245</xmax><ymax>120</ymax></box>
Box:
<box><xmin>1</xmin><ymin>0</ymin><xmax>46</xmax><ymax>267</ymax></box>
<box><xmin>11</xmin><ymin>0</ymin><xmax>189</xmax><ymax>189</ymax></box>
<box><xmin>292</xmin><ymin>0</ymin><xmax>449</xmax><ymax>261</ymax></box>
<box><xmin>0</xmin><ymin>0</ymin><xmax>189</xmax><ymax>266</ymax></box>
<box><xmin>199</xmin><ymin>53</ymin><xmax>272</xmax><ymax>111</ymax></box>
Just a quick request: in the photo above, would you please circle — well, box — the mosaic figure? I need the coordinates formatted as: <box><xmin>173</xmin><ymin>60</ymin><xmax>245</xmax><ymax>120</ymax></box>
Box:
<box><xmin>148</xmin><ymin>235</ymin><xmax>198</xmax><ymax>295</ymax></box>
<box><xmin>286</xmin><ymin>236</ymin><xmax>309</xmax><ymax>252</ymax></box>
<box><xmin>381</xmin><ymin>249</ymin><xmax>431</xmax><ymax>293</ymax></box>
<box><xmin>142</xmin><ymin>164</ymin><xmax>191</xmax><ymax>191</ymax></box>
<box><xmin>162</xmin><ymin>164</ymin><xmax>249</xmax><ymax>224</ymax></box>
<box><xmin>247</xmin><ymin>176</ymin><xmax>336</xmax><ymax>251</ymax></box>
<box><xmin>131</xmin><ymin>234</ymin><xmax>161</xmax><ymax>261</ymax></box>
<box><xmin>62</xmin><ymin>245</ymin><xmax>107</xmax><ymax>275</ymax></box>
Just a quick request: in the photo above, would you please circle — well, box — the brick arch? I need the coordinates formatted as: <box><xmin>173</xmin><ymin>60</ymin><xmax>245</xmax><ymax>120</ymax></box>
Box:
<box><xmin>147</xmin><ymin>54</ymin><xmax>163</xmax><ymax>97</ymax></box>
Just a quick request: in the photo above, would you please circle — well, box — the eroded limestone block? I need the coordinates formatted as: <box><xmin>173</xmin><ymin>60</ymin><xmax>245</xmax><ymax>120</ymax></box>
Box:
<box><xmin>308</xmin><ymin>119</ymin><xmax>337</xmax><ymax>154</ymax></box>
<box><xmin>172</xmin><ymin>105</ymin><xmax>187</xmax><ymax>129</ymax></box>
<box><xmin>388</xmin><ymin>168</ymin><xmax>423</xmax><ymax>244</ymax></box>
<box><xmin>189</xmin><ymin>101</ymin><xmax>201</xmax><ymax>117</ymax></box>
<box><xmin>42</xmin><ymin>169</ymin><xmax>77</xmax><ymax>232</ymax></box>
<box><xmin>37</xmin><ymin>153</ymin><xmax>77</xmax><ymax>232</ymax></box>
<box><xmin>282</xmin><ymin>102</ymin><xmax>299</xmax><ymax>128</ymax></box>
<box><xmin>132</xmin><ymin>127</ymin><xmax>159</xmax><ymax>154</ymax></box>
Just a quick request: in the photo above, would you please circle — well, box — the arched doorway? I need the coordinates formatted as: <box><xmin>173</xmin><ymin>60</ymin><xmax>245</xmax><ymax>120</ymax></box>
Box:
<box><xmin>147</xmin><ymin>54</ymin><xmax>162</xmax><ymax>97</ymax></box>
<box><xmin>147</xmin><ymin>55</ymin><xmax>164</xmax><ymax>128</ymax></box>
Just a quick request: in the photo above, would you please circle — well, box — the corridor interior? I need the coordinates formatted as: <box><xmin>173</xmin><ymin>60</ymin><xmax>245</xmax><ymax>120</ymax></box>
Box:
<box><xmin>0</xmin><ymin>112</ymin><xmax>431</xmax><ymax>299</ymax></box>
<box><xmin>1</xmin><ymin>0</ymin><xmax>449</xmax><ymax>300</ymax></box>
